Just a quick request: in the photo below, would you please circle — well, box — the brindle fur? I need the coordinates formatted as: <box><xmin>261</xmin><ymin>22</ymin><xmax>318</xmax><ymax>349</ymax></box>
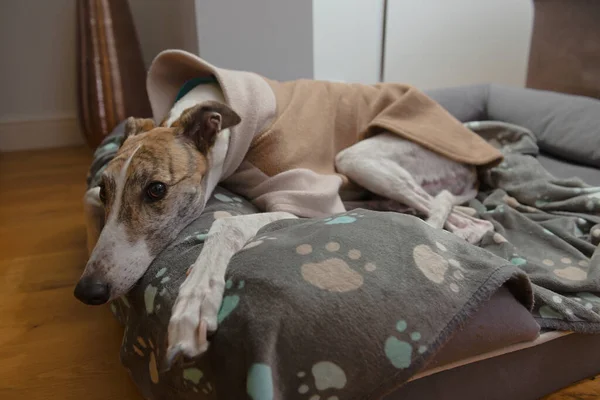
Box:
<box><xmin>99</xmin><ymin>103</ymin><xmax>239</xmax><ymax>258</ymax></box>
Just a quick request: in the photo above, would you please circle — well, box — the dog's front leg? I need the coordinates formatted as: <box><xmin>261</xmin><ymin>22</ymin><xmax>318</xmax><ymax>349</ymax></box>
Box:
<box><xmin>166</xmin><ymin>211</ymin><xmax>297</xmax><ymax>364</ymax></box>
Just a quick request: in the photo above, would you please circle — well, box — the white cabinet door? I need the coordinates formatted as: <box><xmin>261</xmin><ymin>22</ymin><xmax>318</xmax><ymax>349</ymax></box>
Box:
<box><xmin>195</xmin><ymin>0</ymin><xmax>314</xmax><ymax>81</ymax></box>
<box><xmin>193</xmin><ymin>0</ymin><xmax>385</xmax><ymax>82</ymax></box>
<box><xmin>383</xmin><ymin>0</ymin><xmax>534</xmax><ymax>89</ymax></box>
<box><xmin>313</xmin><ymin>0</ymin><xmax>385</xmax><ymax>84</ymax></box>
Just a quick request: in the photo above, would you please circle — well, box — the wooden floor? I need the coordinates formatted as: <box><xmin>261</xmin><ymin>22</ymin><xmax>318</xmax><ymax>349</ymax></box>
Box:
<box><xmin>543</xmin><ymin>376</ymin><xmax>600</xmax><ymax>400</ymax></box>
<box><xmin>0</xmin><ymin>146</ymin><xmax>598</xmax><ymax>399</ymax></box>
<box><xmin>0</xmin><ymin>147</ymin><xmax>140</xmax><ymax>399</ymax></box>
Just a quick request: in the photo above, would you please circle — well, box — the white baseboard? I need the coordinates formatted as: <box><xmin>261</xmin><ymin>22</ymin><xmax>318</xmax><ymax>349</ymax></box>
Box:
<box><xmin>0</xmin><ymin>116</ymin><xmax>85</xmax><ymax>152</ymax></box>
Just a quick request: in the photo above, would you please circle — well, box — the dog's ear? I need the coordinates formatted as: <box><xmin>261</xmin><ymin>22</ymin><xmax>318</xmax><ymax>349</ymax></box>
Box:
<box><xmin>177</xmin><ymin>101</ymin><xmax>241</xmax><ymax>154</ymax></box>
<box><xmin>123</xmin><ymin>117</ymin><xmax>156</xmax><ymax>141</ymax></box>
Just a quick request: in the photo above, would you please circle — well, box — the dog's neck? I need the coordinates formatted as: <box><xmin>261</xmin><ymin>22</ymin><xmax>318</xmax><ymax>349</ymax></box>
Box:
<box><xmin>165</xmin><ymin>82</ymin><xmax>231</xmax><ymax>208</ymax></box>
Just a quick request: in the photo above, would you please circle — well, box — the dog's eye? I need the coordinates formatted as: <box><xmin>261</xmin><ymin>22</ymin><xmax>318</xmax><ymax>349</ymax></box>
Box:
<box><xmin>98</xmin><ymin>184</ymin><xmax>106</xmax><ymax>204</ymax></box>
<box><xmin>146</xmin><ymin>181</ymin><xmax>167</xmax><ymax>201</ymax></box>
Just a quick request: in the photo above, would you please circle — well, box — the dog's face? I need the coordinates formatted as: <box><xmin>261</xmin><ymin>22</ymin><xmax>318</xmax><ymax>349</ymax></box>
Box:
<box><xmin>74</xmin><ymin>101</ymin><xmax>240</xmax><ymax>305</ymax></box>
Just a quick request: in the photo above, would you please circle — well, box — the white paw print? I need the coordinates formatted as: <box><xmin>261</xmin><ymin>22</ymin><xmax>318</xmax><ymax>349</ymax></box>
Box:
<box><xmin>412</xmin><ymin>241</ymin><xmax>466</xmax><ymax>293</ymax></box>
<box><xmin>296</xmin><ymin>242</ymin><xmax>376</xmax><ymax>292</ymax></box>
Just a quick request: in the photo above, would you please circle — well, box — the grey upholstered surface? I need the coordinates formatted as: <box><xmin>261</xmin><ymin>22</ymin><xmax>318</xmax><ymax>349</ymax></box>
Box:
<box><xmin>426</xmin><ymin>84</ymin><xmax>600</xmax><ymax>169</ymax></box>
<box><xmin>538</xmin><ymin>154</ymin><xmax>600</xmax><ymax>187</ymax></box>
<box><xmin>426</xmin><ymin>287</ymin><xmax>538</xmax><ymax>369</ymax></box>
<box><xmin>385</xmin><ymin>332</ymin><xmax>600</xmax><ymax>400</ymax></box>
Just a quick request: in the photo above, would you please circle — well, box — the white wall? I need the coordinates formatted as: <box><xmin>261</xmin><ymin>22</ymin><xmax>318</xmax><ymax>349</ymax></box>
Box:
<box><xmin>0</xmin><ymin>0</ymin><xmax>198</xmax><ymax>152</ymax></box>
<box><xmin>313</xmin><ymin>0</ymin><xmax>384</xmax><ymax>84</ymax></box>
<box><xmin>129</xmin><ymin>0</ymin><xmax>198</xmax><ymax>68</ymax></box>
<box><xmin>192</xmin><ymin>0</ymin><xmax>533</xmax><ymax>87</ymax></box>
<box><xmin>0</xmin><ymin>0</ymin><xmax>534</xmax><ymax>151</ymax></box>
<box><xmin>193</xmin><ymin>0</ymin><xmax>384</xmax><ymax>83</ymax></box>
<box><xmin>383</xmin><ymin>0</ymin><xmax>534</xmax><ymax>88</ymax></box>
<box><xmin>194</xmin><ymin>0</ymin><xmax>314</xmax><ymax>81</ymax></box>
<box><xmin>0</xmin><ymin>0</ymin><xmax>83</xmax><ymax>151</ymax></box>
<box><xmin>0</xmin><ymin>0</ymin><xmax>77</xmax><ymax>123</ymax></box>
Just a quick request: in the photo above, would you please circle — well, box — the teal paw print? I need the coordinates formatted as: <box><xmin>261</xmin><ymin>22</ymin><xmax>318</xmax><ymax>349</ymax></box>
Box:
<box><xmin>182</xmin><ymin>230</ymin><xmax>208</xmax><ymax>243</ymax></box>
<box><xmin>384</xmin><ymin>320</ymin><xmax>427</xmax><ymax>369</ymax></box>
<box><xmin>510</xmin><ymin>256</ymin><xmax>527</xmax><ymax>266</ymax></box>
<box><xmin>324</xmin><ymin>212</ymin><xmax>364</xmax><ymax>225</ymax></box>
<box><xmin>241</xmin><ymin>235</ymin><xmax>278</xmax><ymax>251</ymax></box>
<box><xmin>560</xmin><ymin>292</ymin><xmax>600</xmax><ymax>316</ymax></box>
<box><xmin>538</xmin><ymin>305</ymin><xmax>563</xmax><ymax>319</ymax></box>
<box><xmin>247</xmin><ymin>363</ymin><xmax>274</xmax><ymax>400</ymax></box>
<box><xmin>484</xmin><ymin>204</ymin><xmax>506</xmax><ymax>214</ymax></box>
<box><xmin>214</xmin><ymin>193</ymin><xmax>245</xmax><ymax>205</ymax></box>
<box><xmin>217</xmin><ymin>279</ymin><xmax>245</xmax><ymax>323</ymax></box>
<box><xmin>142</xmin><ymin>267</ymin><xmax>175</xmax><ymax>315</ymax></box>
<box><xmin>296</xmin><ymin>361</ymin><xmax>347</xmax><ymax>398</ymax></box>
<box><xmin>109</xmin><ymin>296</ymin><xmax>130</xmax><ymax>324</ymax></box>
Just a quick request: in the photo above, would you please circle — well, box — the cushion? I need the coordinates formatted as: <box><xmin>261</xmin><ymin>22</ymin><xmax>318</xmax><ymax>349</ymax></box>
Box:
<box><xmin>425</xmin><ymin>84</ymin><xmax>600</xmax><ymax>169</ymax></box>
<box><xmin>385</xmin><ymin>332</ymin><xmax>600</xmax><ymax>400</ymax></box>
<box><xmin>88</xmin><ymin>82</ymin><xmax>600</xmax><ymax>400</ymax></box>
<box><xmin>538</xmin><ymin>154</ymin><xmax>600</xmax><ymax>187</ymax></box>
<box><xmin>91</xmin><ymin>129</ymin><xmax>539</xmax><ymax>399</ymax></box>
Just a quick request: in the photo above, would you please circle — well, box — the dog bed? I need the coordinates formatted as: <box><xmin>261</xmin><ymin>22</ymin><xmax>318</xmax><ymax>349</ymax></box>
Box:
<box><xmin>86</xmin><ymin>84</ymin><xmax>600</xmax><ymax>399</ymax></box>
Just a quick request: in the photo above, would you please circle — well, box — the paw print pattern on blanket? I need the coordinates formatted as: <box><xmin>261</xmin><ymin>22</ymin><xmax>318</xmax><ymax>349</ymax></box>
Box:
<box><xmin>213</xmin><ymin>193</ymin><xmax>246</xmax><ymax>208</ymax></box>
<box><xmin>412</xmin><ymin>241</ymin><xmax>466</xmax><ymax>293</ymax></box>
<box><xmin>144</xmin><ymin>284</ymin><xmax>159</xmax><ymax>314</ymax></box>
<box><xmin>214</xmin><ymin>193</ymin><xmax>243</xmax><ymax>203</ymax></box>
<box><xmin>297</xmin><ymin>242</ymin><xmax>376</xmax><ymax>292</ymax></box>
<box><xmin>133</xmin><ymin>336</ymin><xmax>160</xmax><ymax>384</ymax></box>
<box><xmin>538</xmin><ymin>291</ymin><xmax>599</xmax><ymax>321</ymax></box>
<box><xmin>296</xmin><ymin>361</ymin><xmax>347</xmax><ymax>400</ymax></box>
<box><xmin>510</xmin><ymin>254</ymin><xmax>527</xmax><ymax>266</ymax></box>
<box><xmin>241</xmin><ymin>235</ymin><xmax>277</xmax><ymax>251</ymax></box>
<box><xmin>143</xmin><ymin>267</ymin><xmax>174</xmax><ymax>315</ymax></box>
<box><xmin>542</xmin><ymin>294</ymin><xmax>576</xmax><ymax>320</ymax></box>
<box><xmin>552</xmin><ymin>257</ymin><xmax>588</xmax><ymax>282</ymax></box>
<box><xmin>247</xmin><ymin>363</ymin><xmax>274</xmax><ymax>400</ymax></box>
<box><xmin>384</xmin><ymin>319</ymin><xmax>427</xmax><ymax>369</ymax></box>
<box><xmin>217</xmin><ymin>279</ymin><xmax>245</xmax><ymax>324</ymax></box>
<box><xmin>175</xmin><ymin>229</ymin><xmax>209</xmax><ymax>247</ymax></box>
<box><xmin>323</xmin><ymin>212</ymin><xmax>364</xmax><ymax>225</ymax></box>
<box><xmin>575</xmin><ymin>292</ymin><xmax>600</xmax><ymax>312</ymax></box>
<box><xmin>183</xmin><ymin>367</ymin><xmax>214</xmax><ymax>395</ymax></box>
<box><xmin>213</xmin><ymin>210</ymin><xmax>233</xmax><ymax>219</ymax></box>
<box><xmin>109</xmin><ymin>296</ymin><xmax>130</xmax><ymax>324</ymax></box>
<box><xmin>538</xmin><ymin>305</ymin><xmax>564</xmax><ymax>320</ymax></box>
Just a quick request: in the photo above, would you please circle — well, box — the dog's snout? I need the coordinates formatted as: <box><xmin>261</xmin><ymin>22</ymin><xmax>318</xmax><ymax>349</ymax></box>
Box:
<box><xmin>74</xmin><ymin>277</ymin><xmax>110</xmax><ymax>305</ymax></box>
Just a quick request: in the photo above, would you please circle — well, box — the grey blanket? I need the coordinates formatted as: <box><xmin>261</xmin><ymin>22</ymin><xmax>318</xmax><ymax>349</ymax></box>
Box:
<box><xmin>90</xmin><ymin>122</ymin><xmax>600</xmax><ymax>400</ymax></box>
<box><xmin>469</xmin><ymin>121</ymin><xmax>600</xmax><ymax>331</ymax></box>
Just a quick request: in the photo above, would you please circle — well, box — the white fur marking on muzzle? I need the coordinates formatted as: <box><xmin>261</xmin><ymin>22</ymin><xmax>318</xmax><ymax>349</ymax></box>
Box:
<box><xmin>84</xmin><ymin>144</ymin><xmax>155</xmax><ymax>299</ymax></box>
<box><xmin>109</xmin><ymin>144</ymin><xmax>142</xmax><ymax>225</ymax></box>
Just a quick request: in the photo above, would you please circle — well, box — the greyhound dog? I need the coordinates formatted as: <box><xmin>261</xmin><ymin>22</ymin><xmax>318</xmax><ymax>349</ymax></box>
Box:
<box><xmin>74</xmin><ymin>50</ymin><xmax>502</xmax><ymax>365</ymax></box>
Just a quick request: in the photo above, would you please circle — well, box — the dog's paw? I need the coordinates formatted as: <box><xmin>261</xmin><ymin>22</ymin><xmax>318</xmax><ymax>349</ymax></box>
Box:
<box><xmin>446</xmin><ymin>209</ymin><xmax>494</xmax><ymax>244</ymax></box>
<box><xmin>166</xmin><ymin>277</ymin><xmax>225</xmax><ymax>366</ymax></box>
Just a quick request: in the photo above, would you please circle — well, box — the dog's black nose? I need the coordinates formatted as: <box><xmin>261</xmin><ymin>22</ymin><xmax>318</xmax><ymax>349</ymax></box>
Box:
<box><xmin>74</xmin><ymin>278</ymin><xmax>110</xmax><ymax>305</ymax></box>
